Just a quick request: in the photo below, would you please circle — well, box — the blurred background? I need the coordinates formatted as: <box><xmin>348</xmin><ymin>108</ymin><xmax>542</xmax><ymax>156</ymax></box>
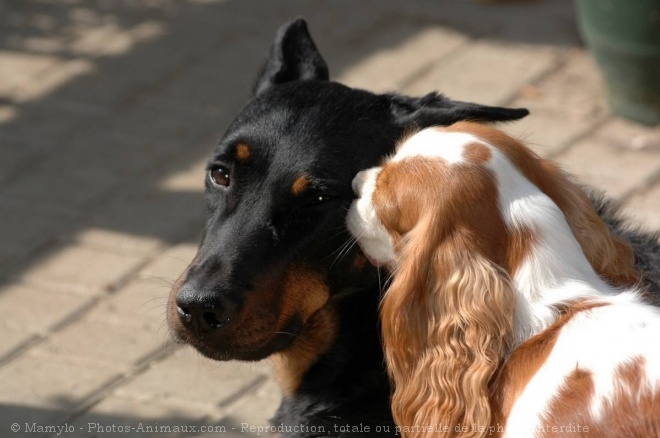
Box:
<box><xmin>0</xmin><ymin>0</ymin><xmax>658</xmax><ymax>437</ymax></box>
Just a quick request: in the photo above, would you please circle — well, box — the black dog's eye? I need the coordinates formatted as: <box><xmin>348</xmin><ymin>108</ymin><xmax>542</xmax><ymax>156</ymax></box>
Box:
<box><xmin>209</xmin><ymin>166</ymin><xmax>230</xmax><ymax>187</ymax></box>
<box><xmin>308</xmin><ymin>194</ymin><xmax>332</xmax><ymax>205</ymax></box>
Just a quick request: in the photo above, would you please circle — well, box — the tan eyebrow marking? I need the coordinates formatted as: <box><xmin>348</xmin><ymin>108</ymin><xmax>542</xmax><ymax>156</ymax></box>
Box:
<box><xmin>291</xmin><ymin>175</ymin><xmax>310</xmax><ymax>196</ymax></box>
<box><xmin>235</xmin><ymin>143</ymin><xmax>251</xmax><ymax>162</ymax></box>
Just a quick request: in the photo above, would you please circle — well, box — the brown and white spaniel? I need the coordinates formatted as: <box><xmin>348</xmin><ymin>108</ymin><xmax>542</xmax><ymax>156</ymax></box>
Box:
<box><xmin>346</xmin><ymin>121</ymin><xmax>660</xmax><ymax>438</ymax></box>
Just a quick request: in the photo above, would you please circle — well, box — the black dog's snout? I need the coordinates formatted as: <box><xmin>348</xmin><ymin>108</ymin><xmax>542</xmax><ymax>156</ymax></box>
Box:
<box><xmin>175</xmin><ymin>286</ymin><xmax>235</xmax><ymax>336</ymax></box>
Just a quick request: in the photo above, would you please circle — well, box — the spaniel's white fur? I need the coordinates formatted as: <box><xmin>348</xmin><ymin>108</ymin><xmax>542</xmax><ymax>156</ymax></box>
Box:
<box><xmin>347</xmin><ymin>122</ymin><xmax>659</xmax><ymax>438</ymax></box>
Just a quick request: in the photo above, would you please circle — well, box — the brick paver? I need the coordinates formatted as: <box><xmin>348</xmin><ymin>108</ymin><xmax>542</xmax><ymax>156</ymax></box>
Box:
<box><xmin>556</xmin><ymin>136</ymin><xmax>660</xmax><ymax>200</ymax></box>
<box><xmin>0</xmin><ymin>357</ymin><xmax>122</xmax><ymax>416</ymax></box>
<box><xmin>30</xmin><ymin>315</ymin><xmax>165</xmax><ymax>370</ymax></box>
<box><xmin>404</xmin><ymin>41</ymin><xmax>560</xmax><ymax>105</ymax></box>
<box><xmin>18</xmin><ymin>245</ymin><xmax>147</xmax><ymax>296</ymax></box>
<box><xmin>0</xmin><ymin>198</ymin><xmax>77</xmax><ymax>257</ymax></box>
<box><xmin>113</xmin><ymin>350</ymin><xmax>273</xmax><ymax>414</ymax></box>
<box><xmin>502</xmin><ymin>50</ymin><xmax>611</xmax><ymax>157</ymax></box>
<box><xmin>338</xmin><ymin>24</ymin><xmax>468</xmax><ymax>93</ymax></box>
<box><xmin>0</xmin><ymin>1</ymin><xmax>658</xmax><ymax>437</ymax></box>
<box><xmin>67</xmin><ymin>396</ymin><xmax>208</xmax><ymax>438</ymax></box>
<box><xmin>0</xmin><ymin>283</ymin><xmax>92</xmax><ymax>358</ymax></box>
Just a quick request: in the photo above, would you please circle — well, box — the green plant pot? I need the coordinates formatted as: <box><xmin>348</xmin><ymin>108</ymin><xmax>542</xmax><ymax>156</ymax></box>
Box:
<box><xmin>576</xmin><ymin>0</ymin><xmax>660</xmax><ymax>125</ymax></box>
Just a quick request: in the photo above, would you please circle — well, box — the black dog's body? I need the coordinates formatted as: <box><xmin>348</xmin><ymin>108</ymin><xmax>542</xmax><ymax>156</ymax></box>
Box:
<box><xmin>592</xmin><ymin>193</ymin><xmax>660</xmax><ymax>305</ymax></box>
<box><xmin>274</xmin><ymin>289</ymin><xmax>395</xmax><ymax>437</ymax></box>
<box><xmin>168</xmin><ymin>19</ymin><xmax>660</xmax><ymax>437</ymax></box>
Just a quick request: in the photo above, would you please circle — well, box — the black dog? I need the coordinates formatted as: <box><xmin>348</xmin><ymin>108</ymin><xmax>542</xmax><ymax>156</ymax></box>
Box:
<box><xmin>168</xmin><ymin>19</ymin><xmax>660</xmax><ymax>437</ymax></box>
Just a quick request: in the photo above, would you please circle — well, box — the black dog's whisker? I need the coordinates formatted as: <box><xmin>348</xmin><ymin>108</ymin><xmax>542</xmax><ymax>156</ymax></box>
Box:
<box><xmin>377</xmin><ymin>266</ymin><xmax>382</xmax><ymax>293</ymax></box>
<box><xmin>323</xmin><ymin>235</ymin><xmax>354</xmax><ymax>262</ymax></box>
<box><xmin>329</xmin><ymin>235</ymin><xmax>358</xmax><ymax>268</ymax></box>
<box><xmin>141</xmin><ymin>275</ymin><xmax>176</xmax><ymax>287</ymax></box>
<box><xmin>336</xmin><ymin>239</ymin><xmax>358</xmax><ymax>267</ymax></box>
<box><xmin>161</xmin><ymin>255</ymin><xmax>195</xmax><ymax>266</ymax></box>
<box><xmin>155</xmin><ymin>317</ymin><xmax>172</xmax><ymax>344</ymax></box>
<box><xmin>330</xmin><ymin>229</ymin><xmax>367</xmax><ymax>269</ymax></box>
<box><xmin>140</xmin><ymin>296</ymin><xmax>168</xmax><ymax>309</ymax></box>
<box><xmin>323</xmin><ymin>228</ymin><xmax>350</xmax><ymax>243</ymax></box>
<box><xmin>275</xmin><ymin>331</ymin><xmax>301</xmax><ymax>339</ymax></box>
<box><xmin>145</xmin><ymin>303</ymin><xmax>169</xmax><ymax>316</ymax></box>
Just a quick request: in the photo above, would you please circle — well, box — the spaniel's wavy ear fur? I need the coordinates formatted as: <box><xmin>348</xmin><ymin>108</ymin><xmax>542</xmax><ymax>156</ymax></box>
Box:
<box><xmin>381</xmin><ymin>216</ymin><xmax>516</xmax><ymax>438</ymax></box>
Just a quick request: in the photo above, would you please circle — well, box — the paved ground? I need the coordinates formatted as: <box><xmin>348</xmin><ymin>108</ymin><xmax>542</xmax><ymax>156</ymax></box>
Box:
<box><xmin>0</xmin><ymin>0</ymin><xmax>659</xmax><ymax>437</ymax></box>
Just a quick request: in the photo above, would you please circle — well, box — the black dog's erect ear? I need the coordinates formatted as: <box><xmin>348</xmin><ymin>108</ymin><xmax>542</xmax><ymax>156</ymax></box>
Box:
<box><xmin>387</xmin><ymin>92</ymin><xmax>529</xmax><ymax>128</ymax></box>
<box><xmin>254</xmin><ymin>18</ymin><xmax>329</xmax><ymax>96</ymax></box>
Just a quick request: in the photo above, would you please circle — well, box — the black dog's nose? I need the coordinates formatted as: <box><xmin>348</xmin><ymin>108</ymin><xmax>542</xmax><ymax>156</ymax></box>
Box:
<box><xmin>175</xmin><ymin>286</ymin><xmax>235</xmax><ymax>337</ymax></box>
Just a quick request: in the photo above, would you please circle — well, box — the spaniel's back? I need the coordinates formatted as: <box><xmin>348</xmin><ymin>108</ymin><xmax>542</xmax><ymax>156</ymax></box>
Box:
<box><xmin>347</xmin><ymin>122</ymin><xmax>660</xmax><ymax>438</ymax></box>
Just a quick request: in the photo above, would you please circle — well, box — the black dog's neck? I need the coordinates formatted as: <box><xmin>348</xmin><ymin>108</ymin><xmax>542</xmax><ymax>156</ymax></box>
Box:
<box><xmin>273</xmin><ymin>286</ymin><xmax>395</xmax><ymax>437</ymax></box>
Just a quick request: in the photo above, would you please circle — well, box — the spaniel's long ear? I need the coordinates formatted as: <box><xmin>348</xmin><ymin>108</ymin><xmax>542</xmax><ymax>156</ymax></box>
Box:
<box><xmin>381</xmin><ymin>227</ymin><xmax>515</xmax><ymax>438</ymax></box>
<box><xmin>254</xmin><ymin>18</ymin><xmax>329</xmax><ymax>96</ymax></box>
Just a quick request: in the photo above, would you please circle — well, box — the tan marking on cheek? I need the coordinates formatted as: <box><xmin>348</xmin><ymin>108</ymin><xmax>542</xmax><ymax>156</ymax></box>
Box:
<box><xmin>271</xmin><ymin>305</ymin><xmax>337</xmax><ymax>395</ymax></box>
<box><xmin>280</xmin><ymin>266</ymin><xmax>329</xmax><ymax>321</ymax></box>
<box><xmin>270</xmin><ymin>265</ymin><xmax>336</xmax><ymax>395</ymax></box>
<box><xmin>291</xmin><ymin>175</ymin><xmax>310</xmax><ymax>196</ymax></box>
<box><xmin>351</xmin><ymin>251</ymin><xmax>368</xmax><ymax>271</ymax></box>
<box><xmin>235</xmin><ymin>143</ymin><xmax>250</xmax><ymax>162</ymax></box>
<box><xmin>464</xmin><ymin>142</ymin><xmax>492</xmax><ymax>163</ymax></box>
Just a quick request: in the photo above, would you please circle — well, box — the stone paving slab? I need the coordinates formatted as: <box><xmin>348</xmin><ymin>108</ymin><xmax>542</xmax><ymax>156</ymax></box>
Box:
<box><xmin>337</xmin><ymin>24</ymin><xmax>468</xmax><ymax>93</ymax></box>
<box><xmin>29</xmin><ymin>316</ymin><xmax>166</xmax><ymax>370</ymax></box>
<box><xmin>404</xmin><ymin>41</ymin><xmax>561</xmax><ymax>105</ymax></box>
<box><xmin>67</xmin><ymin>396</ymin><xmax>208</xmax><ymax>438</ymax></box>
<box><xmin>502</xmin><ymin>49</ymin><xmax>611</xmax><ymax>157</ymax></box>
<box><xmin>0</xmin><ymin>356</ymin><xmax>122</xmax><ymax>413</ymax></box>
<box><xmin>18</xmin><ymin>244</ymin><xmax>147</xmax><ymax>296</ymax></box>
<box><xmin>0</xmin><ymin>104</ymin><xmax>98</xmax><ymax>152</ymax></box>
<box><xmin>82</xmin><ymin>243</ymin><xmax>198</xmax><ymax>328</ymax></box>
<box><xmin>113</xmin><ymin>350</ymin><xmax>272</xmax><ymax>415</ymax></box>
<box><xmin>555</xmin><ymin>130</ymin><xmax>660</xmax><ymax>201</ymax></box>
<box><xmin>0</xmin><ymin>283</ymin><xmax>92</xmax><ymax>347</ymax></box>
<box><xmin>0</xmin><ymin>1</ymin><xmax>659</xmax><ymax>437</ymax></box>
<box><xmin>0</xmin><ymin>50</ymin><xmax>59</xmax><ymax>95</ymax></box>
<box><xmin>0</xmin><ymin>139</ymin><xmax>40</xmax><ymax>186</ymax></box>
<box><xmin>9</xmin><ymin>59</ymin><xmax>97</xmax><ymax>106</ymax></box>
<box><xmin>80</xmin><ymin>189</ymin><xmax>205</xmax><ymax>255</ymax></box>
<box><xmin>1</xmin><ymin>163</ymin><xmax>117</xmax><ymax>212</ymax></box>
<box><xmin>0</xmin><ymin>199</ymin><xmax>77</xmax><ymax>257</ymax></box>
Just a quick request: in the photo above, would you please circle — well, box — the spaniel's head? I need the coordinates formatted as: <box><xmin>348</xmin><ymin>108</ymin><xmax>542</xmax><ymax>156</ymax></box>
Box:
<box><xmin>346</xmin><ymin>121</ymin><xmax>637</xmax><ymax>437</ymax></box>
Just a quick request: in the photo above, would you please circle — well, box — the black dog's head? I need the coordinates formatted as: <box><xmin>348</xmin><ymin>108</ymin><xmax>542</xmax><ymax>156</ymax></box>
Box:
<box><xmin>168</xmin><ymin>19</ymin><xmax>528</xmax><ymax>364</ymax></box>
